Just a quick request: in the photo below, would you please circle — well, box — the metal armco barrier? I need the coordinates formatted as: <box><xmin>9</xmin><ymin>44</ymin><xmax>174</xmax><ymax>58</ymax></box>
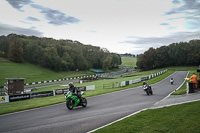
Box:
<box><xmin>3</xmin><ymin>85</ymin><xmax>91</xmax><ymax>103</ymax></box>
<box><xmin>31</xmin><ymin>91</ymin><xmax>54</xmax><ymax>98</ymax></box>
<box><xmin>9</xmin><ymin>94</ymin><xmax>30</xmax><ymax>102</ymax></box>
<box><xmin>54</xmin><ymin>89</ymin><xmax>69</xmax><ymax>95</ymax></box>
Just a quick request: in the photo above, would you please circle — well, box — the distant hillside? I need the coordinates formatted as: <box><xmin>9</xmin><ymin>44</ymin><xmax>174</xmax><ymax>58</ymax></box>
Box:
<box><xmin>121</xmin><ymin>57</ymin><xmax>137</xmax><ymax>67</ymax></box>
<box><xmin>0</xmin><ymin>34</ymin><xmax>121</xmax><ymax>71</ymax></box>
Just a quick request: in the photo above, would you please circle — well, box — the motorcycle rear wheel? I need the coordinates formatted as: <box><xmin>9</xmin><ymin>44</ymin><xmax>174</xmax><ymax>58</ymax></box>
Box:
<box><xmin>66</xmin><ymin>100</ymin><xmax>74</xmax><ymax>110</ymax></box>
<box><xmin>81</xmin><ymin>98</ymin><xmax>87</xmax><ymax>107</ymax></box>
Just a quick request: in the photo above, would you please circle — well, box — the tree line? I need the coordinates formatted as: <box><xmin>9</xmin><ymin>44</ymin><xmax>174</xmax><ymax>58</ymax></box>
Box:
<box><xmin>0</xmin><ymin>34</ymin><xmax>121</xmax><ymax>71</ymax></box>
<box><xmin>137</xmin><ymin>39</ymin><xmax>200</xmax><ymax>70</ymax></box>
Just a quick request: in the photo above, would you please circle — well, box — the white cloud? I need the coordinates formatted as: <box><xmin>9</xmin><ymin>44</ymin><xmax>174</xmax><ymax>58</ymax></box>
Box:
<box><xmin>0</xmin><ymin>0</ymin><xmax>200</xmax><ymax>54</ymax></box>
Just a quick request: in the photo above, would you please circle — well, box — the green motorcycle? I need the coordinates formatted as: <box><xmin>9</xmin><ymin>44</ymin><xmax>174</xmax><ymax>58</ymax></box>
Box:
<box><xmin>64</xmin><ymin>91</ymin><xmax>87</xmax><ymax>110</ymax></box>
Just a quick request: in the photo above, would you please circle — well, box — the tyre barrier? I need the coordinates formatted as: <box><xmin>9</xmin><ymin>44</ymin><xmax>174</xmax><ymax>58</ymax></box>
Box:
<box><xmin>24</xmin><ymin>75</ymin><xmax>97</xmax><ymax>86</ymax></box>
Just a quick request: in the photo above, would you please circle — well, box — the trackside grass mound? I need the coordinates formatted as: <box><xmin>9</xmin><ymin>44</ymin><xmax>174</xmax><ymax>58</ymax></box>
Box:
<box><xmin>0</xmin><ymin>57</ymin><xmax>121</xmax><ymax>87</ymax></box>
<box><xmin>0</xmin><ymin>61</ymin><xmax>94</xmax><ymax>86</ymax></box>
<box><xmin>94</xmin><ymin>100</ymin><xmax>200</xmax><ymax>133</ymax></box>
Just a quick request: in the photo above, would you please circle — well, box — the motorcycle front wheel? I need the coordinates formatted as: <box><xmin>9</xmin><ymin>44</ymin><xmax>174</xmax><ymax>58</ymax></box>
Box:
<box><xmin>146</xmin><ymin>90</ymin><xmax>149</xmax><ymax>95</ymax></box>
<box><xmin>66</xmin><ymin>100</ymin><xmax>74</xmax><ymax>110</ymax></box>
<box><xmin>81</xmin><ymin>98</ymin><xmax>87</xmax><ymax>107</ymax></box>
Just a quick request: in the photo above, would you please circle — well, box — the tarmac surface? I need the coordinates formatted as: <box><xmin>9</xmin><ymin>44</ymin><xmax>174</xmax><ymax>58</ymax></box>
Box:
<box><xmin>1</xmin><ymin>71</ymin><xmax>199</xmax><ymax>133</ymax></box>
<box><xmin>152</xmin><ymin>89</ymin><xmax>200</xmax><ymax>109</ymax></box>
<box><xmin>89</xmin><ymin>87</ymin><xmax>200</xmax><ymax>133</ymax></box>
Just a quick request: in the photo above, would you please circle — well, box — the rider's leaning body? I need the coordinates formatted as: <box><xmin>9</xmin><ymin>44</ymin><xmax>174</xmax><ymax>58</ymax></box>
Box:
<box><xmin>69</xmin><ymin>83</ymin><xmax>81</xmax><ymax>98</ymax></box>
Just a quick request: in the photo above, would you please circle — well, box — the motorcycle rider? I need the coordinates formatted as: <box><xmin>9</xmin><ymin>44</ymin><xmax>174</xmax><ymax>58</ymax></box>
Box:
<box><xmin>143</xmin><ymin>81</ymin><xmax>152</xmax><ymax>91</ymax></box>
<box><xmin>143</xmin><ymin>81</ymin><xmax>148</xmax><ymax>88</ymax></box>
<box><xmin>170</xmin><ymin>78</ymin><xmax>174</xmax><ymax>85</ymax></box>
<box><xmin>69</xmin><ymin>83</ymin><xmax>81</xmax><ymax>98</ymax></box>
<box><xmin>143</xmin><ymin>81</ymin><xmax>146</xmax><ymax>85</ymax></box>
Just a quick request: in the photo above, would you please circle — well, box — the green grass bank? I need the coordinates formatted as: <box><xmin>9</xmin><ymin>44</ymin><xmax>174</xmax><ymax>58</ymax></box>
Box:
<box><xmin>0</xmin><ymin>59</ymin><xmax>92</xmax><ymax>86</ymax></box>
<box><xmin>121</xmin><ymin>57</ymin><xmax>137</xmax><ymax>67</ymax></box>
<box><xmin>94</xmin><ymin>100</ymin><xmax>200</xmax><ymax>133</ymax></box>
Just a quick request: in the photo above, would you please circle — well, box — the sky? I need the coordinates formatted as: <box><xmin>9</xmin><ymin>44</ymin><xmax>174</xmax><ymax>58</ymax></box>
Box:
<box><xmin>0</xmin><ymin>0</ymin><xmax>200</xmax><ymax>54</ymax></box>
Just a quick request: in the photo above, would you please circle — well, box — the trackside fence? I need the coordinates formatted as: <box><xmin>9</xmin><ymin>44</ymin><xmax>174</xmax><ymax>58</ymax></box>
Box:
<box><xmin>24</xmin><ymin>75</ymin><xmax>97</xmax><ymax>86</ymax></box>
<box><xmin>103</xmin><ymin>69</ymin><xmax>168</xmax><ymax>89</ymax></box>
<box><xmin>0</xmin><ymin>85</ymin><xmax>95</xmax><ymax>103</ymax></box>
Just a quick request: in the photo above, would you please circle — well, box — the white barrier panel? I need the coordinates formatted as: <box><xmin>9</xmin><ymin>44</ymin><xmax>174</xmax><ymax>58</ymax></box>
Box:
<box><xmin>186</xmin><ymin>82</ymin><xmax>189</xmax><ymax>94</ymax></box>
<box><xmin>132</xmin><ymin>79</ymin><xmax>141</xmax><ymax>84</ymax></box>
<box><xmin>129</xmin><ymin>80</ymin><xmax>133</xmax><ymax>85</ymax></box>
<box><xmin>86</xmin><ymin>85</ymin><xmax>95</xmax><ymax>90</ymax></box>
<box><xmin>53</xmin><ymin>90</ymin><xmax>56</xmax><ymax>96</ymax></box>
<box><xmin>121</xmin><ymin>81</ymin><xmax>126</xmax><ymax>87</ymax></box>
<box><xmin>0</xmin><ymin>96</ymin><xmax>9</xmax><ymax>104</ymax></box>
<box><xmin>24</xmin><ymin>89</ymin><xmax>31</xmax><ymax>93</ymax></box>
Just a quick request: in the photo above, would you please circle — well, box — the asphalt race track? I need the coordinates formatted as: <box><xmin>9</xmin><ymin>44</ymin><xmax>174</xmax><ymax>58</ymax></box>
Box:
<box><xmin>0</xmin><ymin>71</ymin><xmax>188</xmax><ymax>133</ymax></box>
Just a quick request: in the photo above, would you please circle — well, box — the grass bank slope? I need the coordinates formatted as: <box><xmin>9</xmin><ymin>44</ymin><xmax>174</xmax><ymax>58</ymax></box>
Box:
<box><xmin>0</xmin><ymin>58</ymin><xmax>93</xmax><ymax>86</ymax></box>
<box><xmin>121</xmin><ymin>57</ymin><xmax>137</xmax><ymax>67</ymax></box>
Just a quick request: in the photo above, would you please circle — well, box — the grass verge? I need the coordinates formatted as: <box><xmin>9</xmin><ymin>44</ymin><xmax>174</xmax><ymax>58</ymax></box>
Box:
<box><xmin>94</xmin><ymin>101</ymin><xmax>200</xmax><ymax>133</ymax></box>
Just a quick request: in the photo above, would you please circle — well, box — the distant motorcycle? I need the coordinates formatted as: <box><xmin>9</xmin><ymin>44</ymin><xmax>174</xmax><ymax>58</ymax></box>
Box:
<box><xmin>64</xmin><ymin>91</ymin><xmax>87</xmax><ymax>110</ymax></box>
<box><xmin>143</xmin><ymin>84</ymin><xmax>153</xmax><ymax>95</ymax></box>
<box><xmin>170</xmin><ymin>78</ymin><xmax>174</xmax><ymax>85</ymax></box>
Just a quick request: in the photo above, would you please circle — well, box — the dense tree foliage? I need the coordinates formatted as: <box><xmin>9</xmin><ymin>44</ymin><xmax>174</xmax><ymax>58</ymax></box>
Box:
<box><xmin>120</xmin><ymin>53</ymin><xmax>135</xmax><ymax>57</ymax></box>
<box><xmin>136</xmin><ymin>40</ymin><xmax>200</xmax><ymax>70</ymax></box>
<box><xmin>0</xmin><ymin>34</ymin><xmax>121</xmax><ymax>71</ymax></box>
<box><xmin>8</xmin><ymin>37</ymin><xmax>24</xmax><ymax>62</ymax></box>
